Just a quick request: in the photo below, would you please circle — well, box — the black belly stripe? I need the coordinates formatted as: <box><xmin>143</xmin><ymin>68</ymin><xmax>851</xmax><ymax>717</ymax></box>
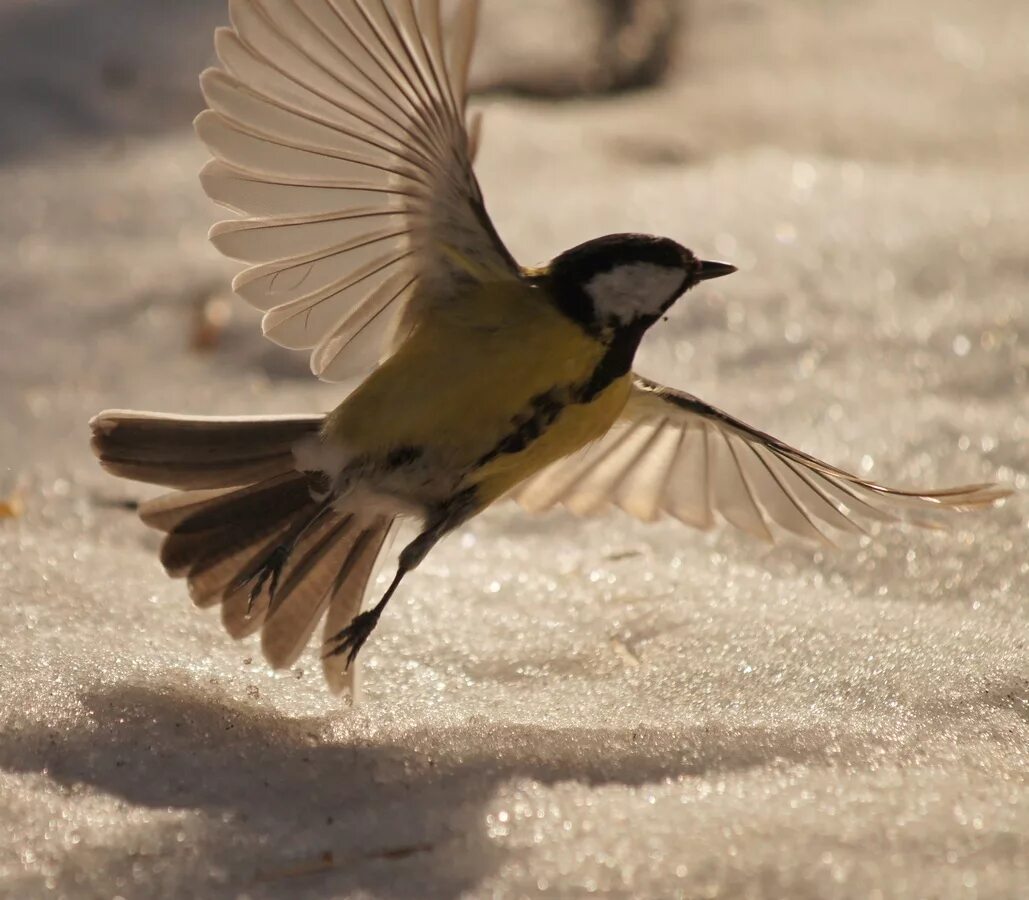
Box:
<box><xmin>476</xmin><ymin>321</ymin><xmax>649</xmax><ymax>467</ymax></box>
<box><xmin>477</xmin><ymin>388</ymin><xmax>567</xmax><ymax>466</ymax></box>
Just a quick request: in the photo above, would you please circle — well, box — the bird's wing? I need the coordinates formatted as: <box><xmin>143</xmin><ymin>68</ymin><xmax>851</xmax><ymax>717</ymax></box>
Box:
<box><xmin>197</xmin><ymin>0</ymin><xmax>519</xmax><ymax>382</ymax></box>
<box><xmin>512</xmin><ymin>376</ymin><xmax>1010</xmax><ymax>544</ymax></box>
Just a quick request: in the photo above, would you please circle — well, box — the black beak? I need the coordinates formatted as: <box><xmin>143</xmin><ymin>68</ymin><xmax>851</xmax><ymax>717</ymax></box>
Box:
<box><xmin>696</xmin><ymin>260</ymin><xmax>738</xmax><ymax>281</ymax></box>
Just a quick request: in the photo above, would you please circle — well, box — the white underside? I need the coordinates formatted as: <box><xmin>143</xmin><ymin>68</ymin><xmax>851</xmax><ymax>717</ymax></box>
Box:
<box><xmin>292</xmin><ymin>433</ymin><xmax>350</xmax><ymax>482</ymax></box>
<box><xmin>291</xmin><ymin>434</ymin><xmax>422</xmax><ymax>520</ymax></box>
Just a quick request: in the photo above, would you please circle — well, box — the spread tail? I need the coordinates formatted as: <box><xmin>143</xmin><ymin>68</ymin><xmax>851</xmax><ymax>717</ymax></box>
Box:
<box><xmin>90</xmin><ymin>410</ymin><xmax>395</xmax><ymax>694</ymax></box>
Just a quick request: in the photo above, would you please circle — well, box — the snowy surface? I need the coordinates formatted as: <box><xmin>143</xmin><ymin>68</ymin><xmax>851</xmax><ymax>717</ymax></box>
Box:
<box><xmin>1</xmin><ymin>1</ymin><xmax>1028</xmax><ymax>897</ymax></box>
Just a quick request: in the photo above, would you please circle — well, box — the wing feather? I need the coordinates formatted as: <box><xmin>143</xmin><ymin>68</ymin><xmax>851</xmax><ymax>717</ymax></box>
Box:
<box><xmin>199</xmin><ymin>160</ymin><xmax>405</xmax><ymax>217</ymax></box>
<box><xmin>613</xmin><ymin>419</ymin><xmax>680</xmax><ymax>522</ymax></box>
<box><xmin>201</xmin><ymin>69</ymin><xmax>408</xmax><ymax>167</ymax></box>
<box><xmin>312</xmin><ymin>268</ymin><xmax>418</xmax><ymax>379</ymax></box>
<box><xmin>199</xmin><ymin>0</ymin><xmax>517</xmax><ymax>381</ymax></box>
<box><xmin>564</xmin><ymin>420</ymin><xmax>666</xmax><ymax>517</ymax></box>
<box><xmin>260</xmin><ymin>249</ymin><xmax>413</xmax><ymax>348</ymax></box>
<box><xmin>211</xmin><ymin>213</ymin><xmax>406</xmax><ymax>266</ymax></box>
<box><xmin>736</xmin><ymin>438</ymin><xmax>831</xmax><ymax>545</ymax></box>
<box><xmin>711</xmin><ymin>430</ymin><xmax>774</xmax><ymax>542</ymax></box>
<box><xmin>663</xmin><ymin>424</ymin><xmax>715</xmax><ymax>530</ymax></box>
<box><xmin>512</xmin><ymin>376</ymin><xmax>1010</xmax><ymax>544</ymax></box>
<box><xmin>213</xmin><ymin>26</ymin><xmax>416</xmax><ymax>147</ymax></box>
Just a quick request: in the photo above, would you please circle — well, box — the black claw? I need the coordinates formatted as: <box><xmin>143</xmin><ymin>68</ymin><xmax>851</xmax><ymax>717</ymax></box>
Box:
<box><xmin>236</xmin><ymin>544</ymin><xmax>290</xmax><ymax>613</ymax></box>
<box><xmin>323</xmin><ymin>609</ymin><xmax>382</xmax><ymax>670</ymax></box>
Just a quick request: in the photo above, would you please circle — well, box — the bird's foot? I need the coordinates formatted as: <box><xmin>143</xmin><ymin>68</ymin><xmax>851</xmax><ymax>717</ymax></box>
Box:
<box><xmin>240</xmin><ymin>544</ymin><xmax>290</xmax><ymax>612</ymax></box>
<box><xmin>323</xmin><ymin>609</ymin><xmax>382</xmax><ymax>670</ymax></box>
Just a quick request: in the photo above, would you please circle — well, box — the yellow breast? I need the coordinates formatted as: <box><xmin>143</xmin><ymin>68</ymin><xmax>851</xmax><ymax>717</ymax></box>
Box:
<box><xmin>323</xmin><ymin>281</ymin><xmax>631</xmax><ymax>507</ymax></box>
<box><xmin>469</xmin><ymin>374</ymin><xmax>631</xmax><ymax>506</ymax></box>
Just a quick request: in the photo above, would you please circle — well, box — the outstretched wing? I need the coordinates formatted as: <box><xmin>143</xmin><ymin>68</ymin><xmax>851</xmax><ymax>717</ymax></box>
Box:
<box><xmin>512</xmin><ymin>376</ymin><xmax>1010</xmax><ymax>544</ymax></box>
<box><xmin>197</xmin><ymin>0</ymin><xmax>518</xmax><ymax>381</ymax></box>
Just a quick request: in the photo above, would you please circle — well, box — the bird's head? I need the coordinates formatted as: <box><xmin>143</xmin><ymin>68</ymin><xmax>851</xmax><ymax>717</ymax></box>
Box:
<box><xmin>540</xmin><ymin>233</ymin><xmax>736</xmax><ymax>336</ymax></box>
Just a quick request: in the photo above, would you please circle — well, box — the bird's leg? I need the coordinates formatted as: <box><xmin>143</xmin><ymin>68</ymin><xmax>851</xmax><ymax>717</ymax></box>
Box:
<box><xmin>323</xmin><ymin>523</ymin><xmax>447</xmax><ymax>669</ymax></box>
<box><xmin>324</xmin><ymin>488</ymin><xmax>478</xmax><ymax>667</ymax></box>
<box><xmin>322</xmin><ymin>566</ymin><xmax>406</xmax><ymax>670</ymax></box>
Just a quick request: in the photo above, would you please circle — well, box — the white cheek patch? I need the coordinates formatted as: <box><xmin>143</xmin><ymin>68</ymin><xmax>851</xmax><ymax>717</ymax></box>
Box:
<box><xmin>584</xmin><ymin>262</ymin><xmax>686</xmax><ymax>324</ymax></box>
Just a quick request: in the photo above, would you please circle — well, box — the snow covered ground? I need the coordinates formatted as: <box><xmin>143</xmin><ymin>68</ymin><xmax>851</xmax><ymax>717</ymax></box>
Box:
<box><xmin>1</xmin><ymin>1</ymin><xmax>1027</xmax><ymax>897</ymax></box>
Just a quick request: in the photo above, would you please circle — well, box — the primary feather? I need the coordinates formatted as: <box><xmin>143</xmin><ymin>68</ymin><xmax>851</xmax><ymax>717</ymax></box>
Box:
<box><xmin>514</xmin><ymin>377</ymin><xmax>1010</xmax><ymax>544</ymax></box>
<box><xmin>198</xmin><ymin>0</ymin><xmax>517</xmax><ymax>381</ymax></box>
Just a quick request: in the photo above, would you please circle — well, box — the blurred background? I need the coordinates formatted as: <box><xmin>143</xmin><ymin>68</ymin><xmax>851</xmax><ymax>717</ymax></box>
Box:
<box><xmin>0</xmin><ymin>2</ymin><xmax>1027</xmax><ymax>898</ymax></box>
<box><xmin>2</xmin><ymin>0</ymin><xmax>1025</xmax><ymax>470</ymax></box>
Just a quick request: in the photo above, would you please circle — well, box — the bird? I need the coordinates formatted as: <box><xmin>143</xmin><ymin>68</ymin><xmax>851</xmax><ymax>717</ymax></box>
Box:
<box><xmin>90</xmin><ymin>0</ymin><xmax>1009</xmax><ymax>694</ymax></box>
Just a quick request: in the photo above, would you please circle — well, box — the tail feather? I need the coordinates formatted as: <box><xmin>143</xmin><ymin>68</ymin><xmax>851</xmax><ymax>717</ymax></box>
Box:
<box><xmin>90</xmin><ymin>410</ymin><xmax>395</xmax><ymax>695</ymax></box>
<box><xmin>141</xmin><ymin>472</ymin><xmax>317</xmax><ymax>589</ymax></box>
<box><xmin>262</xmin><ymin>516</ymin><xmax>369</xmax><ymax>670</ymax></box>
<box><xmin>176</xmin><ymin>518</ymin><xmax>293</xmax><ymax>602</ymax></box>
<box><xmin>222</xmin><ymin>581</ymin><xmax>272</xmax><ymax>640</ymax></box>
<box><xmin>265</xmin><ymin>515</ymin><xmax>352</xmax><ymax>623</ymax></box>
<box><xmin>139</xmin><ymin>472</ymin><xmax>313</xmax><ymax>532</ymax></box>
<box><xmin>90</xmin><ymin>410</ymin><xmax>323</xmax><ymax>489</ymax></box>
<box><xmin>322</xmin><ymin>522</ymin><xmax>399</xmax><ymax>694</ymax></box>
<box><xmin>158</xmin><ymin>530</ymin><xmax>236</xmax><ymax>583</ymax></box>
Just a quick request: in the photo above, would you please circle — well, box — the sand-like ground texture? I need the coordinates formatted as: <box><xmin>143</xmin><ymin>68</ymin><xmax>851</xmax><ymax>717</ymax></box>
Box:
<box><xmin>1</xmin><ymin>1</ymin><xmax>1027</xmax><ymax>897</ymax></box>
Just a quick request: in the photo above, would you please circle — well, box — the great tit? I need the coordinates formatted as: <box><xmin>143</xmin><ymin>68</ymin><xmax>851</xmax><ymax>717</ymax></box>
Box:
<box><xmin>91</xmin><ymin>0</ymin><xmax>1008</xmax><ymax>694</ymax></box>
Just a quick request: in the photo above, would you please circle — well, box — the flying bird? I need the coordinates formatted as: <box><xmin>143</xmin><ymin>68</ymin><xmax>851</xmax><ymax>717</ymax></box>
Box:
<box><xmin>90</xmin><ymin>0</ymin><xmax>1008</xmax><ymax>693</ymax></box>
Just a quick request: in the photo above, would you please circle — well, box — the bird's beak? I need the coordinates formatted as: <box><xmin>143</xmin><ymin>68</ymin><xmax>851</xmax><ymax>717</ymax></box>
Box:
<box><xmin>696</xmin><ymin>260</ymin><xmax>738</xmax><ymax>281</ymax></box>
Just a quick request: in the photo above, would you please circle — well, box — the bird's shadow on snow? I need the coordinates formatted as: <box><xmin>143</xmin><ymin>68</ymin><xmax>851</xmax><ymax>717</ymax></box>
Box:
<box><xmin>1</xmin><ymin>681</ymin><xmax>852</xmax><ymax>898</ymax></box>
